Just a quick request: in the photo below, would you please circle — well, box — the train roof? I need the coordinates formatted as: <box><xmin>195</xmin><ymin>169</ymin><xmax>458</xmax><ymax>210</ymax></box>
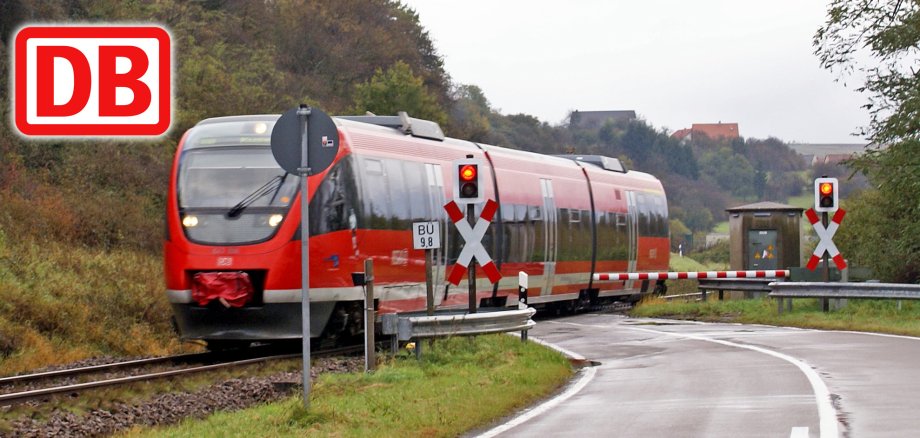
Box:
<box><xmin>195</xmin><ymin>114</ymin><xmax>279</xmax><ymax>125</ymax></box>
<box><xmin>193</xmin><ymin>113</ymin><xmax>662</xmax><ymax>185</ymax></box>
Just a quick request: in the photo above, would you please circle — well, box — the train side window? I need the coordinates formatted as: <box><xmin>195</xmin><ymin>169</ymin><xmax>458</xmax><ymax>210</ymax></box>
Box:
<box><xmin>575</xmin><ymin>210</ymin><xmax>592</xmax><ymax>260</ymax></box>
<box><xmin>384</xmin><ymin>159</ymin><xmax>411</xmax><ymax>229</ymax></box>
<box><xmin>612</xmin><ymin>212</ymin><xmax>629</xmax><ymax>259</ymax></box>
<box><xmin>404</xmin><ymin>161</ymin><xmax>424</xmax><ymax>220</ymax></box>
<box><xmin>529</xmin><ymin>205</ymin><xmax>542</xmax><ymax>221</ymax></box>
<box><xmin>309</xmin><ymin>157</ymin><xmax>360</xmax><ymax>235</ymax></box>
<box><xmin>637</xmin><ymin>193</ymin><xmax>651</xmax><ymax>236</ymax></box>
<box><xmin>599</xmin><ymin>211</ymin><xmax>619</xmax><ymax>260</ymax></box>
<box><xmin>403</xmin><ymin>161</ymin><xmax>430</xmax><ymax>221</ymax></box>
<box><xmin>657</xmin><ymin>195</ymin><xmax>669</xmax><ymax>237</ymax></box>
<box><xmin>569</xmin><ymin>209</ymin><xmax>581</xmax><ymax>223</ymax></box>
<box><xmin>497</xmin><ymin>202</ymin><xmax>513</xmax><ymax>263</ymax></box>
<box><xmin>365</xmin><ymin>159</ymin><xmax>383</xmax><ymax>174</ymax></box>
<box><xmin>501</xmin><ymin>203</ymin><xmax>514</xmax><ymax>222</ymax></box>
<box><xmin>360</xmin><ymin>157</ymin><xmax>390</xmax><ymax>230</ymax></box>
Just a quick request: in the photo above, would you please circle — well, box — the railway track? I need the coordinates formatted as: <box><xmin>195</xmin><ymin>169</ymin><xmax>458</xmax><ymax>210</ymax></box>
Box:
<box><xmin>0</xmin><ymin>345</ymin><xmax>361</xmax><ymax>406</ymax></box>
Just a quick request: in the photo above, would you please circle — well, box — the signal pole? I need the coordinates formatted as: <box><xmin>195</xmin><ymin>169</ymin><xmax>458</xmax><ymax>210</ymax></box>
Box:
<box><xmin>467</xmin><ymin>202</ymin><xmax>477</xmax><ymax>313</ymax></box>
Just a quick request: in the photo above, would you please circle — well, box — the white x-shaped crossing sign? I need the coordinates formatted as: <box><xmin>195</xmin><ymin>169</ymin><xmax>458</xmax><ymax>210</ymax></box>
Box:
<box><xmin>444</xmin><ymin>199</ymin><xmax>502</xmax><ymax>285</ymax></box>
<box><xmin>805</xmin><ymin>208</ymin><xmax>847</xmax><ymax>271</ymax></box>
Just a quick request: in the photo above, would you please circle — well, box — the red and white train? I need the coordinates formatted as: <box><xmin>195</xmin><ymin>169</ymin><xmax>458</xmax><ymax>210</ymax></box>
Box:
<box><xmin>164</xmin><ymin>113</ymin><xmax>669</xmax><ymax>348</ymax></box>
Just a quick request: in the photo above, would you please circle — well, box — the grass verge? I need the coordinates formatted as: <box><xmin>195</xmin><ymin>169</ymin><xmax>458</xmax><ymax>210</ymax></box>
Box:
<box><xmin>125</xmin><ymin>335</ymin><xmax>573</xmax><ymax>437</ymax></box>
<box><xmin>666</xmin><ymin>252</ymin><xmax>729</xmax><ymax>295</ymax></box>
<box><xmin>631</xmin><ymin>296</ymin><xmax>920</xmax><ymax>336</ymax></box>
<box><xmin>0</xmin><ymin>234</ymin><xmax>192</xmax><ymax>374</ymax></box>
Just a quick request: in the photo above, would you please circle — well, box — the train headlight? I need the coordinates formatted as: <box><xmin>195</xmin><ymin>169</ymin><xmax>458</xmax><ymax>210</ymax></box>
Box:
<box><xmin>182</xmin><ymin>215</ymin><xmax>199</xmax><ymax>228</ymax></box>
<box><xmin>268</xmin><ymin>214</ymin><xmax>283</xmax><ymax>227</ymax></box>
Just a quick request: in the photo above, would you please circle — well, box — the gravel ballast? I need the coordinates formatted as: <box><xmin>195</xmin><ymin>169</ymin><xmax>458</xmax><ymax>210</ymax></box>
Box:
<box><xmin>6</xmin><ymin>356</ymin><xmax>363</xmax><ymax>437</ymax></box>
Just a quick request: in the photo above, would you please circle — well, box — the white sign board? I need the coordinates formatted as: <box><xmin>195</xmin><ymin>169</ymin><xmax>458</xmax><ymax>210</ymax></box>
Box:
<box><xmin>412</xmin><ymin>221</ymin><xmax>441</xmax><ymax>250</ymax></box>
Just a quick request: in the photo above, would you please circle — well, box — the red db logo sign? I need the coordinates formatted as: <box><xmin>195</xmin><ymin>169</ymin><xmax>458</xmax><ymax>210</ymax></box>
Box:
<box><xmin>12</xmin><ymin>26</ymin><xmax>171</xmax><ymax>137</ymax></box>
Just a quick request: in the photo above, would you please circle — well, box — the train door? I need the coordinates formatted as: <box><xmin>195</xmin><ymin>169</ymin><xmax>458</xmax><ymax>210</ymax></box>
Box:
<box><xmin>540</xmin><ymin>179</ymin><xmax>558</xmax><ymax>295</ymax></box>
<box><xmin>424</xmin><ymin>163</ymin><xmax>447</xmax><ymax>305</ymax></box>
<box><xmin>626</xmin><ymin>190</ymin><xmax>639</xmax><ymax>290</ymax></box>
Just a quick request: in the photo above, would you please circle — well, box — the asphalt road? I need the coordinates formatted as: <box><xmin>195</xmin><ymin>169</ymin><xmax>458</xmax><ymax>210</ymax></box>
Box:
<box><xmin>478</xmin><ymin>313</ymin><xmax>920</xmax><ymax>438</ymax></box>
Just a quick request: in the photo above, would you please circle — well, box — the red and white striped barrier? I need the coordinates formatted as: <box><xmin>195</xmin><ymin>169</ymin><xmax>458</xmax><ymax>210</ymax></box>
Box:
<box><xmin>805</xmin><ymin>208</ymin><xmax>847</xmax><ymax>271</ymax></box>
<box><xmin>444</xmin><ymin>199</ymin><xmax>502</xmax><ymax>285</ymax></box>
<box><xmin>593</xmin><ymin>270</ymin><xmax>790</xmax><ymax>281</ymax></box>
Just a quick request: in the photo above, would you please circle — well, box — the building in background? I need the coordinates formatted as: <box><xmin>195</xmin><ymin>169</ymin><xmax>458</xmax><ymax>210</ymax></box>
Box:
<box><xmin>786</xmin><ymin>143</ymin><xmax>867</xmax><ymax>166</ymax></box>
<box><xmin>672</xmin><ymin>122</ymin><xmax>740</xmax><ymax>142</ymax></box>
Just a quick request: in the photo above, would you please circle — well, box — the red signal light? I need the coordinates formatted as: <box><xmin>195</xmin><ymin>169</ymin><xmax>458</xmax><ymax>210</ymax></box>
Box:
<box><xmin>815</xmin><ymin>177</ymin><xmax>839</xmax><ymax>212</ymax></box>
<box><xmin>460</xmin><ymin>164</ymin><xmax>477</xmax><ymax>181</ymax></box>
<box><xmin>453</xmin><ymin>159</ymin><xmax>483</xmax><ymax>202</ymax></box>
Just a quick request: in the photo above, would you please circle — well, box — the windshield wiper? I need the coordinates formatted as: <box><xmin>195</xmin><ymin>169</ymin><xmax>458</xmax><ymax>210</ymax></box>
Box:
<box><xmin>226</xmin><ymin>174</ymin><xmax>286</xmax><ymax>218</ymax></box>
<box><xmin>267</xmin><ymin>172</ymin><xmax>290</xmax><ymax>206</ymax></box>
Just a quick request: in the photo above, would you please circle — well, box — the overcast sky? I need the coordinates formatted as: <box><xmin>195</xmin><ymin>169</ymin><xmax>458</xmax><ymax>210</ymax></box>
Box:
<box><xmin>401</xmin><ymin>0</ymin><xmax>869</xmax><ymax>144</ymax></box>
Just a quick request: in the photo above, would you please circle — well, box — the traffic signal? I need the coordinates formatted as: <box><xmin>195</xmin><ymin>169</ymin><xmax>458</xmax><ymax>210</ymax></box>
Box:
<box><xmin>452</xmin><ymin>158</ymin><xmax>484</xmax><ymax>204</ymax></box>
<box><xmin>459</xmin><ymin>164</ymin><xmax>478</xmax><ymax>198</ymax></box>
<box><xmin>814</xmin><ymin>177</ymin><xmax>839</xmax><ymax>212</ymax></box>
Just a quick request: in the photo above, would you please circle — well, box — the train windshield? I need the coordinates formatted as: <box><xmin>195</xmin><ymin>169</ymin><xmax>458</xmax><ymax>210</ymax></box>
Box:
<box><xmin>176</xmin><ymin>118</ymin><xmax>300</xmax><ymax>245</ymax></box>
<box><xmin>178</xmin><ymin>148</ymin><xmax>297</xmax><ymax>210</ymax></box>
<box><xmin>177</xmin><ymin>147</ymin><xmax>299</xmax><ymax>245</ymax></box>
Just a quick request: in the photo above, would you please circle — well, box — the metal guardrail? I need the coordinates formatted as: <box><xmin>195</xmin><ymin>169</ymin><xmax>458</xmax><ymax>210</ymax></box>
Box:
<box><xmin>769</xmin><ymin>282</ymin><xmax>920</xmax><ymax>313</ymax></box>
<box><xmin>662</xmin><ymin>292</ymin><xmax>706</xmax><ymax>301</ymax></box>
<box><xmin>699</xmin><ymin>278</ymin><xmax>781</xmax><ymax>300</ymax></box>
<box><xmin>380</xmin><ymin>307</ymin><xmax>537</xmax><ymax>342</ymax></box>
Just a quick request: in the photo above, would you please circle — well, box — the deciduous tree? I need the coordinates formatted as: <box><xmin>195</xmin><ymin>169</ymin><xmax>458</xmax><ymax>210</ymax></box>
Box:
<box><xmin>351</xmin><ymin>61</ymin><xmax>447</xmax><ymax>125</ymax></box>
<box><xmin>815</xmin><ymin>0</ymin><xmax>920</xmax><ymax>282</ymax></box>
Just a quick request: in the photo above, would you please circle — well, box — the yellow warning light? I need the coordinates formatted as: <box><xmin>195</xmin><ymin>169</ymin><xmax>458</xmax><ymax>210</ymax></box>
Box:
<box><xmin>819</xmin><ymin>182</ymin><xmax>834</xmax><ymax>195</ymax></box>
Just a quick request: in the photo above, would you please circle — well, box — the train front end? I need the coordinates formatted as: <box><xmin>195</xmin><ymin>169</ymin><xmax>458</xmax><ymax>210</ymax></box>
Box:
<box><xmin>164</xmin><ymin>115</ymin><xmax>341</xmax><ymax>347</ymax></box>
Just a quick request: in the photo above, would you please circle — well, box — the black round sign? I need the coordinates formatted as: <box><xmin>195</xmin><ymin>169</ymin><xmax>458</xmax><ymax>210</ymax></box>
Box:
<box><xmin>270</xmin><ymin>106</ymin><xmax>339</xmax><ymax>175</ymax></box>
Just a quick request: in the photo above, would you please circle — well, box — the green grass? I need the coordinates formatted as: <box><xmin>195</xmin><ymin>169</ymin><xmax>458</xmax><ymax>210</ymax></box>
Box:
<box><xmin>125</xmin><ymin>335</ymin><xmax>573</xmax><ymax>437</ymax></box>
<box><xmin>668</xmin><ymin>253</ymin><xmax>729</xmax><ymax>295</ymax></box>
<box><xmin>0</xmin><ymin>233</ymin><xmax>192</xmax><ymax>374</ymax></box>
<box><xmin>712</xmin><ymin>221</ymin><xmax>729</xmax><ymax>234</ymax></box>
<box><xmin>631</xmin><ymin>296</ymin><xmax>920</xmax><ymax>336</ymax></box>
<box><xmin>669</xmin><ymin>253</ymin><xmax>727</xmax><ymax>272</ymax></box>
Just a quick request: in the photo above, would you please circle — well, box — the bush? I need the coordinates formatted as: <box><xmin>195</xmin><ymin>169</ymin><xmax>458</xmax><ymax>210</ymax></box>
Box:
<box><xmin>692</xmin><ymin>239</ymin><xmax>730</xmax><ymax>266</ymax></box>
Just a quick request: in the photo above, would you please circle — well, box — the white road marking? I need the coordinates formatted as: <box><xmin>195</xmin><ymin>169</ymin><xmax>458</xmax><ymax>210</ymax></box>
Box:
<box><xmin>475</xmin><ymin>337</ymin><xmax>595</xmax><ymax>438</ymax></box>
<box><xmin>526</xmin><ymin>336</ymin><xmax>586</xmax><ymax>361</ymax></box>
<box><xmin>615</xmin><ymin>324</ymin><xmax>838</xmax><ymax>438</ymax></box>
<box><xmin>490</xmin><ymin>318</ymin><xmax>859</xmax><ymax>437</ymax></box>
<box><xmin>834</xmin><ymin>330</ymin><xmax>920</xmax><ymax>341</ymax></box>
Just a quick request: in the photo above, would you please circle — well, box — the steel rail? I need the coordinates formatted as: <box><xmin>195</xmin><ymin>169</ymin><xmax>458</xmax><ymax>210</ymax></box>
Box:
<box><xmin>0</xmin><ymin>352</ymin><xmax>214</xmax><ymax>386</ymax></box>
<box><xmin>0</xmin><ymin>344</ymin><xmax>363</xmax><ymax>406</ymax></box>
<box><xmin>0</xmin><ymin>353</ymin><xmax>300</xmax><ymax>406</ymax></box>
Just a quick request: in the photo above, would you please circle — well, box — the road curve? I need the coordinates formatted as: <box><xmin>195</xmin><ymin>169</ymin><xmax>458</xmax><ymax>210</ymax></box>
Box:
<box><xmin>479</xmin><ymin>313</ymin><xmax>920</xmax><ymax>438</ymax></box>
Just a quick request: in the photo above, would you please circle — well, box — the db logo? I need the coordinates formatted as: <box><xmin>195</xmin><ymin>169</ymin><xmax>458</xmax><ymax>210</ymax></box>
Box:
<box><xmin>12</xmin><ymin>26</ymin><xmax>171</xmax><ymax>137</ymax></box>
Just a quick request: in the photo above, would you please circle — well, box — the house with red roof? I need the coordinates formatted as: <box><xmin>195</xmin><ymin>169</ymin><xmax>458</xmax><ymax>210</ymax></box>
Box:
<box><xmin>672</xmin><ymin>122</ymin><xmax>740</xmax><ymax>141</ymax></box>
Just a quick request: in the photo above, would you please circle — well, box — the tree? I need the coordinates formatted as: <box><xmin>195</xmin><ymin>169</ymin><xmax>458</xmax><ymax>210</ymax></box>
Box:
<box><xmin>815</xmin><ymin>0</ymin><xmax>920</xmax><ymax>282</ymax></box>
<box><xmin>351</xmin><ymin>61</ymin><xmax>447</xmax><ymax>125</ymax></box>
<box><xmin>699</xmin><ymin>148</ymin><xmax>756</xmax><ymax>198</ymax></box>
<box><xmin>448</xmin><ymin>84</ymin><xmax>491</xmax><ymax>141</ymax></box>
